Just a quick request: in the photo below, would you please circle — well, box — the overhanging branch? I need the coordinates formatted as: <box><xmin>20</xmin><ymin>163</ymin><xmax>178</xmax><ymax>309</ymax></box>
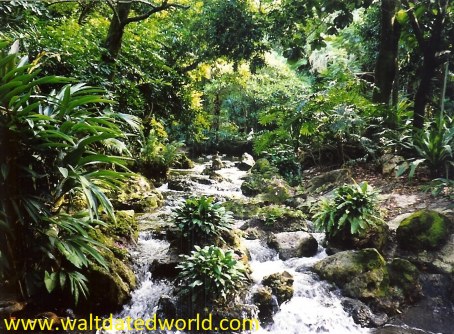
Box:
<box><xmin>123</xmin><ymin>1</ymin><xmax>189</xmax><ymax>25</ymax></box>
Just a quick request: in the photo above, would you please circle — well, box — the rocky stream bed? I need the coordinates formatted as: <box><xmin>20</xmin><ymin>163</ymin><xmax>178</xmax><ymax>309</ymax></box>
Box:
<box><xmin>98</xmin><ymin>155</ymin><xmax>453</xmax><ymax>334</ymax></box>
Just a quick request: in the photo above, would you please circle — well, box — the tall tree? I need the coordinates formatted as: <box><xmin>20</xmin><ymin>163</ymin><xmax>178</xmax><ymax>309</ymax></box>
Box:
<box><xmin>400</xmin><ymin>0</ymin><xmax>452</xmax><ymax>129</ymax></box>
<box><xmin>373</xmin><ymin>0</ymin><xmax>401</xmax><ymax>106</ymax></box>
<box><xmin>102</xmin><ymin>0</ymin><xmax>188</xmax><ymax>63</ymax></box>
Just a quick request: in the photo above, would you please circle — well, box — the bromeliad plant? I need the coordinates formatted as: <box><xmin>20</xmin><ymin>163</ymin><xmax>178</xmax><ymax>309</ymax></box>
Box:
<box><xmin>0</xmin><ymin>40</ymin><xmax>138</xmax><ymax>303</ymax></box>
<box><xmin>312</xmin><ymin>181</ymin><xmax>383</xmax><ymax>238</ymax></box>
<box><xmin>176</xmin><ymin>245</ymin><xmax>248</xmax><ymax>304</ymax></box>
<box><xmin>174</xmin><ymin>196</ymin><xmax>233</xmax><ymax>250</ymax></box>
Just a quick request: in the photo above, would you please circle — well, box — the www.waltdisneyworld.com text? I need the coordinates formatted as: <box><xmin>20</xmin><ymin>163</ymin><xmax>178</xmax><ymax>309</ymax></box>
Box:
<box><xmin>3</xmin><ymin>313</ymin><xmax>260</xmax><ymax>332</ymax></box>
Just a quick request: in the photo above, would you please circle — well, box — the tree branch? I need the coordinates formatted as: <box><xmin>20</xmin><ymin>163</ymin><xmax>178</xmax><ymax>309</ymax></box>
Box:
<box><xmin>123</xmin><ymin>1</ymin><xmax>189</xmax><ymax>25</ymax></box>
<box><xmin>402</xmin><ymin>0</ymin><xmax>426</xmax><ymax>49</ymax></box>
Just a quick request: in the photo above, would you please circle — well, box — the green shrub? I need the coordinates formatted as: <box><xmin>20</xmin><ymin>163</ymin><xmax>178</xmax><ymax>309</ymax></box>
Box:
<box><xmin>312</xmin><ymin>182</ymin><xmax>383</xmax><ymax>237</ymax></box>
<box><xmin>137</xmin><ymin>130</ymin><xmax>183</xmax><ymax>179</ymax></box>
<box><xmin>174</xmin><ymin>196</ymin><xmax>233</xmax><ymax>248</ymax></box>
<box><xmin>177</xmin><ymin>245</ymin><xmax>248</xmax><ymax>303</ymax></box>
<box><xmin>0</xmin><ymin>40</ymin><xmax>137</xmax><ymax>304</ymax></box>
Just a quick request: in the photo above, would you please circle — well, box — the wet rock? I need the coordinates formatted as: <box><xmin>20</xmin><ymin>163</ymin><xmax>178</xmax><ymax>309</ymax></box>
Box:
<box><xmin>262</xmin><ymin>271</ymin><xmax>294</xmax><ymax>305</ymax></box>
<box><xmin>268</xmin><ymin>231</ymin><xmax>318</xmax><ymax>260</ymax></box>
<box><xmin>171</xmin><ymin>153</ymin><xmax>195</xmax><ymax>169</ymax></box>
<box><xmin>396</xmin><ymin>210</ymin><xmax>451</xmax><ymax>251</ymax></box>
<box><xmin>326</xmin><ymin>222</ymin><xmax>389</xmax><ymax>252</ymax></box>
<box><xmin>305</xmin><ymin>168</ymin><xmax>351</xmax><ymax>194</ymax></box>
<box><xmin>168</xmin><ymin>176</ymin><xmax>192</xmax><ymax>191</ymax></box>
<box><xmin>156</xmin><ymin>295</ymin><xmax>177</xmax><ymax>319</ymax></box>
<box><xmin>342</xmin><ymin>298</ymin><xmax>388</xmax><ymax>327</ymax></box>
<box><xmin>211</xmin><ymin>152</ymin><xmax>224</xmax><ymax>171</ymax></box>
<box><xmin>251</xmin><ymin>158</ymin><xmax>275</xmax><ymax>174</ymax></box>
<box><xmin>85</xmin><ymin>250</ymin><xmax>136</xmax><ymax>313</ymax></box>
<box><xmin>387</xmin><ymin>258</ymin><xmax>422</xmax><ymax>303</ymax></box>
<box><xmin>190</xmin><ymin>175</ymin><xmax>215</xmax><ymax>185</ymax></box>
<box><xmin>208</xmin><ymin>172</ymin><xmax>224</xmax><ymax>182</ymax></box>
<box><xmin>252</xmin><ymin>286</ymin><xmax>278</xmax><ymax>322</ymax></box>
<box><xmin>237</xmin><ymin>153</ymin><xmax>255</xmax><ymax>171</ymax></box>
<box><xmin>403</xmin><ymin>233</ymin><xmax>454</xmax><ymax>275</ymax></box>
<box><xmin>149</xmin><ymin>252</ymin><xmax>180</xmax><ymax>279</ymax></box>
<box><xmin>112</xmin><ymin>175</ymin><xmax>163</xmax><ymax>212</ymax></box>
<box><xmin>313</xmin><ymin>249</ymin><xmax>388</xmax><ymax>300</ymax></box>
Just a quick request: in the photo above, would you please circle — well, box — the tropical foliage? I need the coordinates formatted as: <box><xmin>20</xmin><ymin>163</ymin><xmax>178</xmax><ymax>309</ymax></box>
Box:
<box><xmin>177</xmin><ymin>245</ymin><xmax>248</xmax><ymax>303</ymax></box>
<box><xmin>0</xmin><ymin>40</ymin><xmax>137</xmax><ymax>303</ymax></box>
<box><xmin>174</xmin><ymin>196</ymin><xmax>233</xmax><ymax>249</ymax></box>
<box><xmin>312</xmin><ymin>182</ymin><xmax>384</xmax><ymax>237</ymax></box>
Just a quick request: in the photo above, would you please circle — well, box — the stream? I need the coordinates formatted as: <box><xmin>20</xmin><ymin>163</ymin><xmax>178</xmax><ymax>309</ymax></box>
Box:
<box><xmin>99</xmin><ymin>156</ymin><xmax>439</xmax><ymax>334</ymax></box>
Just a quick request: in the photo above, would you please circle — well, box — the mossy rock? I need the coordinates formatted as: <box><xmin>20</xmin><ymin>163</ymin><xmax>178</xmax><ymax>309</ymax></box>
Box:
<box><xmin>252</xmin><ymin>286</ymin><xmax>276</xmax><ymax>322</ymax></box>
<box><xmin>112</xmin><ymin>175</ymin><xmax>164</xmax><ymax>212</ymax></box>
<box><xmin>241</xmin><ymin>174</ymin><xmax>293</xmax><ymax>203</ymax></box>
<box><xmin>222</xmin><ymin>199</ymin><xmax>264</xmax><ymax>220</ymax></box>
<box><xmin>251</xmin><ymin>158</ymin><xmax>276</xmax><ymax>175</ymax></box>
<box><xmin>171</xmin><ymin>153</ymin><xmax>195</xmax><ymax>169</ymax></box>
<box><xmin>85</xmin><ymin>250</ymin><xmax>136</xmax><ymax>313</ymax></box>
<box><xmin>387</xmin><ymin>258</ymin><xmax>422</xmax><ymax>303</ymax></box>
<box><xmin>313</xmin><ymin>248</ymin><xmax>389</xmax><ymax>300</ymax></box>
<box><xmin>262</xmin><ymin>271</ymin><xmax>294</xmax><ymax>305</ymax></box>
<box><xmin>103</xmin><ymin>210</ymin><xmax>138</xmax><ymax>242</ymax></box>
<box><xmin>327</xmin><ymin>222</ymin><xmax>389</xmax><ymax>252</ymax></box>
<box><xmin>396</xmin><ymin>210</ymin><xmax>451</xmax><ymax>251</ymax></box>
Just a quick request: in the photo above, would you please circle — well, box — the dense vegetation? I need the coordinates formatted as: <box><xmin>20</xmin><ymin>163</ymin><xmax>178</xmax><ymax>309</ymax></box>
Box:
<box><xmin>0</xmin><ymin>0</ymin><xmax>453</xmax><ymax>309</ymax></box>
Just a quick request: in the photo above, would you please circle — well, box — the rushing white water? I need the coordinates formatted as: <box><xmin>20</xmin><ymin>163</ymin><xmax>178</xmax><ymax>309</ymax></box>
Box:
<box><xmin>245</xmin><ymin>239</ymin><xmax>370</xmax><ymax>334</ymax></box>
<box><xmin>99</xmin><ymin>156</ymin><xmax>370</xmax><ymax>334</ymax></box>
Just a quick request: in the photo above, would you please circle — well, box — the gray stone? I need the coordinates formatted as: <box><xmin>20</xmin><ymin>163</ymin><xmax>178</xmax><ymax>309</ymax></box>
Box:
<box><xmin>237</xmin><ymin>153</ymin><xmax>255</xmax><ymax>171</ymax></box>
<box><xmin>268</xmin><ymin>231</ymin><xmax>318</xmax><ymax>260</ymax></box>
<box><xmin>306</xmin><ymin>169</ymin><xmax>351</xmax><ymax>193</ymax></box>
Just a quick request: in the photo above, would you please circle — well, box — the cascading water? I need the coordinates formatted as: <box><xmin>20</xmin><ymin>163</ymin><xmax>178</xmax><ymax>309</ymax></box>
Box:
<box><xmin>98</xmin><ymin>156</ymin><xmax>372</xmax><ymax>334</ymax></box>
<box><xmin>245</xmin><ymin>239</ymin><xmax>369</xmax><ymax>334</ymax></box>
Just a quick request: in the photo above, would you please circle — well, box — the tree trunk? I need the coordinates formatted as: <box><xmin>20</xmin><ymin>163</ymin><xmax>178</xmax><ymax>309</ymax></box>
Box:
<box><xmin>373</xmin><ymin>0</ymin><xmax>401</xmax><ymax>105</ymax></box>
<box><xmin>102</xmin><ymin>2</ymin><xmax>132</xmax><ymax>63</ymax></box>
<box><xmin>412</xmin><ymin>50</ymin><xmax>437</xmax><ymax>129</ymax></box>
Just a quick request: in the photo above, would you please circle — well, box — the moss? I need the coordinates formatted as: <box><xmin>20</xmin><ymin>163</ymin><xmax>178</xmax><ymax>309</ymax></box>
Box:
<box><xmin>387</xmin><ymin>258</ymin><xmax>421</xmax><ymax>303</ymax></box>
<box><xmin>396</xmin><ymin>210</ymin><xmax>450</xmax><ymax>251</ymax></box>
<box><xmin>262</xmin><ymin>271</ymin><xmax>294</xmax><ymax>304</ymax></box>
<box><xmin>314</xmin><ymin>249</ymin><xmax>389</xmax><ymax>300</ymax></box>
<box><xmin>222</xmin><ymin>199</ymin><xmax>263</xmax><ymax>220</ymax></box>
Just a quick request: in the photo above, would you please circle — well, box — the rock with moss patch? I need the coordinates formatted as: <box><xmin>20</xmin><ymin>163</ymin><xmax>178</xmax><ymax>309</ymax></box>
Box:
<box><xmin>387</xmin><ymin>258</ymin><xmax>422</xmax><ymax>303</ymax></box>
<box><xmin>252</xmin><ymin>286</ymin><xmax>278</xmax><ymax>322</ymax></box>
<box><xmin>305</xmin><ymin>169</ymin><xmax>351</xmax><ymax>194</ymax></box>
<box><xmin>313</xmin><ymin>248</ymin><xmax>389</xmax><ymax>300</ymax></box>
<box><xmin>326</xmin><ymin>223</ymin><xmax>389</xmax><ymax>253</ymax></box>
<box><xmin>268</xmin><ymin>231</ymin><xmax>318</xmax><ymax>259</ymax></box>
<box><xmin>396</xmin><ymin>210</ymin><xmax>451</xmax><ymax>251</ymax></box>
<box><xmin>113</xmin><ymin>175</ymin><xmax>163</xmax><ymax>212</ymax></box>
<box><xmin>262</xmin><ymin>271</ymin><xmax>294</xmax><ymax>305</ymax></box>
<box><xmin>103</xmin><ymin>210</ymin><xmax>137</xmax><ymax>242</ymax></box>
<box><xmin>85</xmin><ymin>250</ymin><xmax>136</xmax><ymax>313</ymax></box>
<box><xmin>171</xmin><ymin>154</ymin><xmax>195</xmax><ymax>169</ymax></box>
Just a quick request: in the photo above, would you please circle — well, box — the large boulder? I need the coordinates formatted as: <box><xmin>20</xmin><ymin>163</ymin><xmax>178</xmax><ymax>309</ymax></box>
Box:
<box><xmin>305</xmin><ymin>169</ymin><xmax>351</xmax><ymax>194</ymax></box>
<box><xmin>168</xmin><ymin>176</ymin><xmax>192</xmax><ymax>191</ymax></box>
<box><xmin>237</xmin><ymin>153</ymin><xmax>255</xmax><ymax>171</ymax></box>
<box><xmin>262</xmin><ymin>271</ymin><xmax>294</xmax><ymax>305</ymax></box>
<box><xmin>396</xmin><ymin>210</ymin><xmax>451</xmax><ymax>251</ymax></box>
<box><xmin>112</xmin><ymin>175</ymin><xmax>163</xmax><ymax>212</ymax></box>
<box><xmin>326</xmin><ymin>222</ymin><xmax>389</xmax><ymax>253</ymax></box>
<box><xmin>381</xmin><ymin>154</ymin><xmax>405</xmax><ymax>176</ymax></box>
<box><xmin>268</xmin><ymin>231</ymin><xmax>318</xmax><ymax>260</ymax></box>
<box><xmin>85</xmin><ymin>250</ymin><xmax>136</xmax><ymax>313</ymax></box>
<box><xmin>313</xmin><ymin>249</ymin><xmax>388</xmax><ymax>300</ymax></box>
<box><xmin>387</xmin><ymin>258</ymin><xmax>422</xmax><ymax>303</ymax></box>
<box><xmin>171</xmin><ymin>153</ymin><xmax>195</xmax><ymax>169</ymax></box>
